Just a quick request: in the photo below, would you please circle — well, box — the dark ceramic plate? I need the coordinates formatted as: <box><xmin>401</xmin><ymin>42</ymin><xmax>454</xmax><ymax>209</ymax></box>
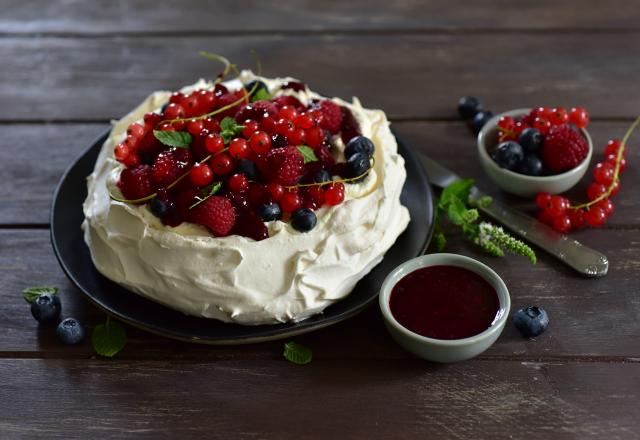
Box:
<box><xmin>51</xmin><ymin>129</ymin><xmax>434</xmax><ymax>344</ymax></box>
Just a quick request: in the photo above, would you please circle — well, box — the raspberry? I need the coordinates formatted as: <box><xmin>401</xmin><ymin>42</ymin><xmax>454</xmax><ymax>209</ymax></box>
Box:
<box><xmin>542</xmin><ymin>125</ymin><xmax>589</xmax><ymax>173</ymax></box>
<box><xmin>117</xmin><ymin>165</ymin><xmax>155</xmax><ymax>200</ymax></box>
<box><xmin>272</xmin><ymin>95</ymin><xmax>304</xmax><ymax>110</ymax></box>
<box><xmin>235</xmin><ymin>100</ymin><xmax>277</xmax><ymax>122</ymax></box>
<box><xmin>152</xmin><ymin>148</ymin><xmax>193</xmax><ymax>187</ymax></box>
<box><xmin>312</xmin><ymin>99</ymin><xmax>343</xmax><ymax>134</ymax></box>
<box><xmin>189</xmin><ymin>196</ymin><xmax>236</xmax><ymax>237</ymax></box>
<box><xmin>262</xmin><ymin>146</ymin><xmax>304</xmax><ymax>186</ymax></box>
<box><xmin>340</xmin><ymin>106</ymin><xmax>361</xmax><ymax>144</ymax></box>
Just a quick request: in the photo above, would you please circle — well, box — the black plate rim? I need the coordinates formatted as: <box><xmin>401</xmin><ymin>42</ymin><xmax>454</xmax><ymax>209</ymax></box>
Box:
<box><xmin>50</xmin><ymin>128</ymin><xmax>434</xmax><ymax>344</ymax></box>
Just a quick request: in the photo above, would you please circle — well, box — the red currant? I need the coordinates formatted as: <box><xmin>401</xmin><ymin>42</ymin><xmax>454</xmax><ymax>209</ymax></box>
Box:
<box><xmin>189</xmin><ymin>163</ymin><xmax>214</xmax><ymax>186</ymax></box>
<box><xmin>584</xmin><ymin>206</ymin><xmax>606</xmax><ymax>227</ymax></box>
<box><xmin>124</xmin><ymin>134</ymin><xmax>139</xmax><ymax>150</ymax></box>
<box><xmin>143</xmin><ymin>112</ymin><xmax>162</xmax><ymax>130</ymax></box>
<box><xmin>568</xmin><ymin>208</ymin><xmax>586</xmax><ymax>229</ymax></box>
<box><xmin>249</xmin><ymin>131</ymin><xmax>272</xmax><ymax>153</ymax></box>
<box><xmin>203</xmin><ymin>118</ymin><xmax>220</xmax><ymax>132</ymax></box>
<box><xmin>187</xmin><ymin>119</ymin><xmax>204</xmax><ymax>135</ymax></box>
<box><xmin>289</xmin><ymin>128</ymin><xmax>306</xmax><ymax>146</ymax></box>
<box><xmin>294</xmin><ymin>113</ymin><xmax>314</xmax><ymax>129</ymax></box>
<box><xmin>211</xmin><ymin>153</ymin><xmax>234</xmax><ymax>175</ymax></box>
<box><xmin>587</xmin><ymin>182</ymin><xmax>607</xmax><ymax>201</ymax></box>
<box><xmin>114</xmin><ymin>142</ymin><xmax>130</xmax><ymax>162</ymax></box>
<box><xmin>605</xmin><ymin>153</ymin><xmax>626</xmax><ymax>172</ymax></box>
<box><xmin>545</xmin><ymin>195</ymin><xmax>569</xmax><ymax>218</ymax></box>
<box><xmin>280</xmin><ymin>191</ymin><xmax>302</xmax><ymax>212</ymax></box>
<box><xmin>198</xmin><ymin>90</ymin><xmax>216</xmax><ymax>112</ymax></box>
<box><xmin>307</xmin><ymin>186</ymin><xmax>325</xmax><ymax>206</ymax></box>
<box><xmin>497</xmin><ymin>116</ymin><xmax>515</xmax><ymax>132</ymax></box>
<box><xmin>604</xmin><ymin>139</ymin><xmax>623</xmax><ymax>157</ymax></box>
<box><xmin>552</xmin><ymin>215</ymin><xmax>572</xmax><ymax>233</ymax></box>
<box><xmin>537</xmin><ymin>210</ymin><xmax>554</xmax><ymax>226</ymax></box>
<box><xmin>248</xmin><ymin>184</ymin><xmax>269</xmax><ymax>206</ymax></box>
<box><xmin>260</xmin><ymin>116</ymin><xmax>276</xmax><ymax>134</ymax></box>
<box><xmin>127</xmin><ymin>123</ymin><xmax>146</xmax><ymax>140</ymax></box>
<box><xmin>535</xmin><ymin>192</ymin><xmax>552</xmax><ymax>210</ymax></box>
<box><xmin>569</xmin><ymin>107</ymin><xmax>589</xmax><ymax>128</ymax></box>
<box><xmin>122</xmin><ymin>153</ymin><xmax>140</xmax><ymax>167</ymax></box>
<box><xmin>275</xmin><ymin>118</ymin><xmax>294</xmax><ymax>137</ymax></box>
<box><xmin>181</xmin><ymin>93</ymin><xmax>200</xmax><ymax>117</ymax></box>
<box><xmin>278</xmin><ymin>105</ymin><xmax>299</xmax><ymax>122</ymax></box>
<box><xmin>532</xmin><ymin>117</ymin><xmax>552</xmax><ymax>135</ymax></box>
<box><xmin>169</xmin><ymin>92</ymin><xmax>185</xmax><ymax>104</ymax></box>
<box><xmin>204</xmin><ymin>133</ymin><xmax>225</xmax><ymax>154</ymax></box>
<box><xmin>164</xmin><ymin>103</ymin><xmax>185</xmax><ymax>120</ymax></box>
<box><xmin>158</xmin><ymin>122</ymin><xmax>176</xmax><ymax>132</ymax></box>
<box><xmin>324</xmin><ymin>182</ymin><xmax>345</xmax><ymax>206</ymax></box>
<box><xmin>549</xmin><ymin>107</ymin><xmax>569</xmax><ymax>125</ymax></box>
<box><xmin>513</xmin><ymin>120</ymin><xmax>526</xmax><ymax>136</ymax></box>
<box><xmin>267</xmin><ymin>182</ymin><xmax>284</xmax><ymax>201</ymax></box>
<box><xmin>228</xmin><ymin>173</ymin><xmax>249</xmax><ymax>193</ymax></box>
<box><xmin>596</xmin><ymin>198</ymin><xmax>614</xmax><ymax>217</ymax></box>
<box><xmin>242</xmin><ymin>120</ymin><xmax>259</xmax><ymax>138</ymax></box>
<box><xmin>306</xmin><ymin>126</ymin><xmax>325</xmax><ymax>148</ymax></box>
<box><xmin>593</xmin><ymin>162</ymin><xmax>615</xmax><ymax>186</ymax></box>
<box><xmin>228</xmin><ymin>138</ymin><xmax>250</xmax><ymax>159</ymax></box>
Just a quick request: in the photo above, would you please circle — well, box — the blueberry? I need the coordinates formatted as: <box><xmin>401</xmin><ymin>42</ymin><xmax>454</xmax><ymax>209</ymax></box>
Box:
<box><xmin>235</xmin><ymin>159</ymin><xmax>258</xmax><ymax>181</ymax></box>
<box><xmin>492</xmin><ymin>141</ymin><xmax>524</xmax><ymax>170</ymax></box>
<box><xmin>517</xmin><ymin>154</ymin><xmax>543</xmax><ymax>176</ymax></box>
<box><xmin>344</xmin><ymin>136</ymin><xmax>375</xmax><ymax>160</ymax></box>
<box><xmin>30</xmin><ymin>294</ymin><xmax>61</xmax><ymax>324</ymax></box>
<box><xmin>244</xmin><ymin>80</ymin><xmax>269</xmax><ymax>95</ymax></box>
<box><xmin>291</xmin><ymin>208</ymin><xmax>317</xmax><ymax>232</ymax></box>
<box><xmin>140</xmin><ymin>153</ymin><xmax>155</xmax><ymax>165</ymax></box>
<box><xmin>160</xmin><ymin>102</ymin><xmax>168</xmax><ymax>114</ymax></box>
<box><xmin>518</xmin><ymin>128</ymin><xmax>544</xmax><ymax>153</ymax></box>
<box><xmin>313</xmin><ymin>169</ymin><xmax>332</xmax><ymax>184</ymax></box>
<box><xmin>56</xmin><ymin>318</ymin><xmax>85</xmax><ymax>345</ymax></box>
<box><xmin>347</xmin><ymin>152</ymin><xmax>371</xmax><ymax>180</ymax></box>
<box><xmin>258</xmin><ymin>202</ymin><xmax>282</xmax><ymax>222</ymax></box>
<box><xmin>471</xmin><ymin>110</ymin><xmax>494</xmax><ymax>134</ymax></box>
<box><xmin>457</xmin><ymin>96</ymin><xmax>483</xmax><ymax>119</ymax></box>
<box><xmin>513</xmin><ymin>306</ymin><xmax>549</xmax><ymax>338</ymax></box>
<box><xmin>150</xmin><ymin>198</ymin><xmax>170</xmax><ymax>218</ymax></box>
<box><xmin>272</xmin><ymin>134</ymin><xmax>288</xmax><ymax>148</ymax></box>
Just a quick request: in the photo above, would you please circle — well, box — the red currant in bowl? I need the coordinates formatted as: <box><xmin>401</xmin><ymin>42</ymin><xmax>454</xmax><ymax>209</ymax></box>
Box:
<box><xmin>477</xmin><ymin>108</ymin><xmax>593</xmax><ymax>197</ymax></box>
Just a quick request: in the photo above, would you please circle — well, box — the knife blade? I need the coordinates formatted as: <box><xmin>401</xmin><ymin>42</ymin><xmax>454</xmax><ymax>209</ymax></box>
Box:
<box><xmin>419</xmin><ymin>154</ymin><xmax>609</xmax><ymax>277</ymax></box>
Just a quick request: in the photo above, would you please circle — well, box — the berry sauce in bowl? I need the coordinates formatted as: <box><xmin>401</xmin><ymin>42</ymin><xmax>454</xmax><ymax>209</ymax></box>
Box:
<box><xmin>379</xmin><ymin>253</ymin><xmax>510</xmax><ymax>363</ymax></box>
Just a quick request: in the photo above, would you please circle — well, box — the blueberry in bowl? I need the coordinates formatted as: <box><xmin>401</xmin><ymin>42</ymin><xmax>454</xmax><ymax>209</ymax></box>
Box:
<box><xmin>477</xmin><ymin>108</ymin><xmax>593</xmax><ymax>197</ymax></box>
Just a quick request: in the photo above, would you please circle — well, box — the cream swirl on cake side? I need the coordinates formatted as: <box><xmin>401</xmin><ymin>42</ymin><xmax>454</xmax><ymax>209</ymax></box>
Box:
<box><xmin>82</xmin><ymin>72</ymin><xmax>410</xmax><ymax>325</ymax></box>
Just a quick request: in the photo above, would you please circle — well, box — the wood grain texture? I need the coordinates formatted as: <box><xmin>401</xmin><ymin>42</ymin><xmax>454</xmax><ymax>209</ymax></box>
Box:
<box><xmin>1</xmin><ymin>34</ymin><xmax>640</xmax><ymax>121</ymax></box>
<box><xmin>1</xmin><ymin>121</ymin><xmax>637</xmax><ymax>226</ymax></box>
<box><xmin>2</xmin><ymin>228</ymin><xmax>640</xmax><ymax>359</ymax></box>
<box><xmin>2</xmin><ymin>0</ymin><xmax>639</xmax><ymax>34</ymax></box>
<box><xmin>0</xmin><ymin>359</ymin><xmax>638</xmax><ymax>439</ymax></box>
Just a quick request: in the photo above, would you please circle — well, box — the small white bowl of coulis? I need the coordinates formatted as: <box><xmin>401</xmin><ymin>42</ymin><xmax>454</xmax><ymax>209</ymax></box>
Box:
<box><xmin>379</xmin><ymin>253</ymin><xmax>510</xmax><ymax>363</ymax></box>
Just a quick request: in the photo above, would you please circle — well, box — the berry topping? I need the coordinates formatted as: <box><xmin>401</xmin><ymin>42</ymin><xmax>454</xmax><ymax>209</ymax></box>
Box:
<box><xmin>211</xmin><ymin>152</ymin><xmax>234</xmax><ymax>176</ymax></box>
<box><xmin>345</xmin><ymin>135</ymin><xmax>375</xmax><ymax>160</ymax></box>
<box><xmin>249</xmin><ymin>131</ymin><xmax>272</xmax><ymax>153</ymax></box>
<box><xmin>150</xmin><ymin>197</ymin><xmax>171</xmax><ymax>218</ymax></box>
<box><xmin>258</xmin><ymin>202</ymin><xmax>282</xmax><ymax>222</ymax></box>
<box><xmin>56</xmin><ymin>318</ymin><xmax>85</xmax><ymax>345</ymax></box>
<box><xmin>339</xmin><ymin>106</ymin><xmax>361</xmax><ymax>144</ymax></box>
<box><xmin>190</xmin><ymin>196</ymin><xmax>236</xmax><ymax>237</ymax></box>
<box><xmin>291</xmin><ymin>208</ymin><xmax>317</xmax><ymax>232</ymax></box>
<box><xmin>235</xmin><ymin>100</ymin><xmax>277</xmax><ymax>122</ymax></box>
<box><xmin>228</xmin><ymin>173</ymin><xmax>249</xmax><ymax>193</ymax></box>
<box><xmin>312</xmin><ymin>99</ymin><xmax>343</xmax><ymax>134</ymax></box>
<box><xmin>280</xmin><ymin>191</ymin><xmax>302</xmax><ymax>212</ymax></box>
<box><xmin>542</xmin><ymin>125</ymin><xmax>588</xmax><ymax>173</ymax></box>
<box><xmin>569</xmin><ymin>107</ymin><xmax>590</xmax><ymax>128</ymax></box>
<box><xmin>243</xmin><ymin>80</ymin><xmax>268</xmax><ymax>95</ymax></box>
<box><xmin>152</xmin><ymin>148</ymin><xmax>193</xmax><ymax>187</ymax></box>
<box><xmin>513</xmin><ymin>306</ymin><xmax>549</xmax><ymax>338</ymax></box>
<box><xmin>313</xmin><ymin>169</ymin><xmax>332</xmax><ymax>184</ymax></box>
<box><xmin>264</xmin><ymin>146</ymin><xmax>304</xmax><ymax>186</ymax></box>
<box><xmin>117</xmin><ymin>164</ymin><xmax>155</xmax><ymax>200</ymax></box>
<box><xmin>324</xmin><ymin>182</ymin><xmax>345</xmax><ymax>206</ymax></box>
<box><xmin>346</xmin><ymin>152</ymin><xmax>371</xmax><ymax>179</ymax></box>
<box><xmin>189</xmin><ymin>163</ymin><xmax>214</xmax><ymax>187</ymax></box>
<box><xmin>457</xmin><ymin>96</ymin><xmax>483</xmax><ymax>119</ymax></box>
<box><xmin>235</xmin><ymin>159</ymin><xmax>258</xmax><ymax>181</ymax></box>
<box><xmin>232</xmin><ymin>211</ymin><xmax>269</xmax><ymax>241</ymax></box>
<box><xmin>492</xmin><ymin>141</ymin><xmax>524</xmax><ymax>171</ymax></box>
<box><xmin>30</xmin><ymin>293</ymin><xmax>61</xmax><ymax>324</ymax></box>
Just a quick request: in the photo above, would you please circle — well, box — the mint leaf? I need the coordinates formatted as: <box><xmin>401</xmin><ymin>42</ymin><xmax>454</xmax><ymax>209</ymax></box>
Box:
<box><xmin>477</xmin><ymin>195</ymin><xmax>493</xmax><ymax>208</ymax></box>
<box><xmin>219</xmin><ymin>117</ymin><xmax>245</xmax><ymax>143</ymax></box>
<box><xmin>434</xmin><ymin>230</ymin><xmax>446</xmax><ymax>251</ymax></box>
<box><xmin>297</xmin><ymin>146</ymin><xmax>318</xmax><ymax>164</ymax></box>
<box><xmin>283</xmin><ymin>341</ymin><xmax>312</xmax><ymax>365</ymax></box>
<box><xmin>23</xmin><ymin>286</ymin><xmax>58</xmax><ymax>303</ymax></box>
<box><xmin>439</xmin><ymin>179</ymin><xmax>474</xmax><ymax>207</ymax></box>
<box><xmin>220</xmin><ymin>117</ymin><xmax>236</xmax><ymax>132</ymax></box>
<box><xmin>251</xmin><ymin>89</ymin><xmax>271</xmax><ymax>102</ymax></box>
<box><xmin>92</xmin><ymin>317</ymin><xmax>127</xmax><ymax>358</ymax></box>
<box><xmin>446</xmin><ymin>197</ymin><xmax>468</xmax><ymax>226</ymax></box>
<box><xmin>189</xmin><ymin>181</ymin><xmax>222</xmax><ymax>210</ymax></box>
<box><xmin>153</xmin><ymin>130</ymin><xmax>192</xmax><ymax>148</ymax></box>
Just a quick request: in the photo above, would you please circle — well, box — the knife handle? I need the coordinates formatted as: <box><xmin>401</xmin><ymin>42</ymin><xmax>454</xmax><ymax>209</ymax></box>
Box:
<box><xmin>469</xmin><ymin>188</ymin><xmax>609</xmax><ymax>277</ymax></box>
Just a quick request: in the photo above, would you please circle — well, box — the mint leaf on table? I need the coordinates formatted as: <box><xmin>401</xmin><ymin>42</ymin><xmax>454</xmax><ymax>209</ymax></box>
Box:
<box><xmin>23</xmin><ymin>286</ymin><xmax>58</xmax><ymax>303</ymax></box>
<box><xmin>251</xmin><ymin>88</ymin><xmax>271</xmax><ymax>102</ymax></box>
<box><xmin>219</xmin><ymin>117</ymin><xmax>245</xmax><ymax>143</ymax></box>
<box><xmin>153</xmin><ymin>130</ymin><xmax>192</xmax><ymax>148</ymax></box>
<box><xmin>296</xmin><ymin>146</ymin><xmax>318</xmax><ymax>164</ymax></box>
<box><xmin>283</xmin><ymin>341</ymin><xmax>312</xmax><ymax>365</ymax></box>
<box><xmin>92</xmin><ymin>317</ymin><xmax>127</xmax><ymax>358</ymax></box>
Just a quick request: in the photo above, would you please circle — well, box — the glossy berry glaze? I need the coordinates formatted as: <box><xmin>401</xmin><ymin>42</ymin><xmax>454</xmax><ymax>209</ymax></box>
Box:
<box><xmin>389</xmin><ymin>265</ymin><xmax>500</xmax><ymax>340</ymax></box>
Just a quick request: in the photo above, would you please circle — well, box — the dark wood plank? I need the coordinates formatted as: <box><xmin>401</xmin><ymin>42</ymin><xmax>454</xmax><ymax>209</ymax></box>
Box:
<box><xmin>2</xmin><ymin>0</ymin><xmax>639</xmax><ymax>33</ymax></box>
<box><xmin>0</xmin><ymin>358</ymin><xmax>638</xmax><ymax>439</ymax></box>
<box><xmin>2</xmin><ymin>227</ymin><xmax>640</xmax><ymax>359</ymax></box>
<box><xmin>1</xmin><ymin>34</ymin><xmax>639</xmax><ymax>121</ymax></box>
<box><xmin>2</xmin><ymin>121</ymin><xmax>637</xmax><ymax>226</ymax></box>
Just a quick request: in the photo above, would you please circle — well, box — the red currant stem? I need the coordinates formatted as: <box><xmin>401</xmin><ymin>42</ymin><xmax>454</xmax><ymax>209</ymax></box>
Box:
<box><xmin>284</xmin><ymin>157</ymin><xmax>376</xmax><ymax>190</ymax></box>
<box><xmin>498</xmin><ymin>127</ymin><xmax>517</xmax><ymax>143</ymax></box>
<box><xmin>109</xmin><ymin>148</ymin><xmax>230</xmax><ymax>204</ymax></box>
<box><xmin>199</xmin><ymin>51</ymin><xmax>234</xmax><ymax>85</ymax></box>
<box><xmin>188</xmin><ymin>181</ymin><xmax>223</xmax><ymax>210</ymax></box>
<box><xmin>571</xmin><ymin>115</ymin><xmax>640</xmax><ymax>210</ymax></box>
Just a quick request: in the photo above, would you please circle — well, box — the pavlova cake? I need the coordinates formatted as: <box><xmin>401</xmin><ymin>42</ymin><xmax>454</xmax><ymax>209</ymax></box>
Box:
<box><xmin>82</xmin><ymin>67</ymin><xmax>410</xmax><ymax>325</ymax></box>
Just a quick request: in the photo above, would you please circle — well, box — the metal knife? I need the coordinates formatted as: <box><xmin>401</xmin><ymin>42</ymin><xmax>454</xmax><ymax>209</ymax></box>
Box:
<box><xmin>419</xmin><ymin>154</ymin><xmax>609</xmax><ymax>277</ymax></box>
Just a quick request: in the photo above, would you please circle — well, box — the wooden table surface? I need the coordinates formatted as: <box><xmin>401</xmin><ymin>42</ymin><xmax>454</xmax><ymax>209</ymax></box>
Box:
<box><xmin>2</xmin><ymin>1</ymin><xmax>640</xmax><ymax>438</ymax></box>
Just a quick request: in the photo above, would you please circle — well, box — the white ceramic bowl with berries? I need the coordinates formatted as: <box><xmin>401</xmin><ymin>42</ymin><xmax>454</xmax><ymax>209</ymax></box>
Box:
<box><xmin>477</xmin><ymin>108</ymin><xmax>593</xmax><ymax>197</ymax></box>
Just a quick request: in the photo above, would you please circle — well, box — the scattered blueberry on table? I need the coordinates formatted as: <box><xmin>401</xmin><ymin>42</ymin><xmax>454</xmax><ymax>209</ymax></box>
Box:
<box><xmin>513</xmin><ymin>306</ymin><xmax>549</xmax><ymax>338</ymax></box>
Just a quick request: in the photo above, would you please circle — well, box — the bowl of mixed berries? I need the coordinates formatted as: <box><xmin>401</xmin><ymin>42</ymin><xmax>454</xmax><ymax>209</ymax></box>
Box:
<box><xmin>476</xmin><ymin>106</ymin><xmax>593</xmax><ymax>197</ymax></box>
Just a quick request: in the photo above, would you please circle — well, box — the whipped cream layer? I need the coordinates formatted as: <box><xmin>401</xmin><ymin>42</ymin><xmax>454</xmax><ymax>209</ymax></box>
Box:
<box><xmin>82</xmin><ymin>72</ymin><xmax>410</xmax><ymax>325</ymax></box>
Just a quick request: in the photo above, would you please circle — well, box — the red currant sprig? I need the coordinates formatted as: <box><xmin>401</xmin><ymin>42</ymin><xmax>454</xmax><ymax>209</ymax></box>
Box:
<box><xmin>536</xmin><ymin>116</ymin><xmax>639</xmax><ymax>231</ymax></box>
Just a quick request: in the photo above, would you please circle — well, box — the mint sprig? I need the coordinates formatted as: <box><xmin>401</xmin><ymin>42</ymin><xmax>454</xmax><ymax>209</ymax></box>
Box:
<box><xmin>296</xmin><ymin>146</ymin><xmax>318</xmax><ymax>164</ymax></box>
<box><xmin>22</xmin><ymin>286</ymin><xmax>58</xmax><ymax>303</ymax></box>
<box><xmin>283</xmin><ymin>341</ymin><xmax>312</xmax><ymax>365</ymax></box>
<box><xmin>92</xmin><ymin>317</ymin><xmax>127</xmax><ymax>358</ymax></box>
<box><xmin>189</xmin><ymin>181</ymin><xmax>222</xmax><ymax>209</ymax></box>
<box><xmin>153</xmin><ymin>130</ymin><xmax>192</xmax><ymax>148</ymax></box>
<box><xmin>435</xmin><ymin>179</ymin><xmax>536</xmax><ymax>263</ymax></box>
<box><xmin>219</xmin><ymin>117</ymin><xmax>245</xmax><ymax>143</ymax></box>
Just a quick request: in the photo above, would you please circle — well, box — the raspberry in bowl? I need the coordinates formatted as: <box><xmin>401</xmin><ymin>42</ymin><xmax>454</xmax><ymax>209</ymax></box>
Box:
<box><xmin>477</xmin><ymin>108</ymin><xmax>593</xmax><ymax>197</ymax></box>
